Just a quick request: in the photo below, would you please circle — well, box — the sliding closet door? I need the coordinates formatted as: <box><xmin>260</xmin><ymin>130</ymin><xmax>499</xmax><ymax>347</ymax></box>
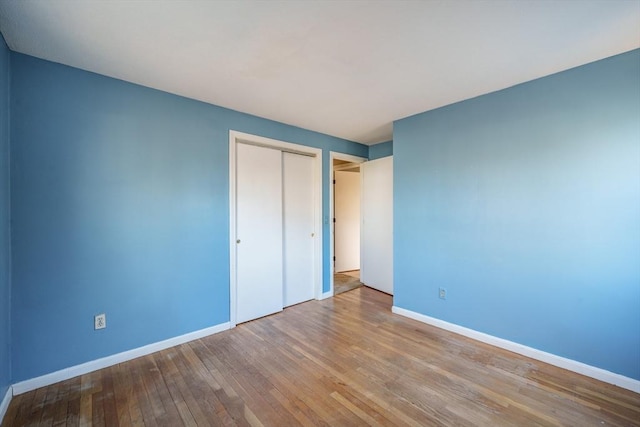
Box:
<box><xmin>361</xmin><ymin>156</ymin><xmax>393</xmax><ymax>294</ymax></box>
<box><xmin>236</xmin><ymin>143</ymin><xmax>283</xmax><ymax>323</ymax></box>
<box><xmin>283</xmin><ymin>152</ymin><xmax>315</xmax><ymax>307</ymax></box>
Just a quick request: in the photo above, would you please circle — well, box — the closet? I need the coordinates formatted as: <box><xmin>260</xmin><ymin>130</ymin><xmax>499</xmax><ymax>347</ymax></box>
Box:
<box><xmin>234</xmin><ymin>141</ymin><xmax>316</xmax><ymax>324</ymax></box>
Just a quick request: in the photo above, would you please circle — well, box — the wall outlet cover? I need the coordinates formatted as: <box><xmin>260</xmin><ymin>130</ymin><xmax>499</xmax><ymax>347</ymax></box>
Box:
<box><xmin>95</xmin><ymin>313</ymin><xmax>106</xmax><ymax>330</ymax></box>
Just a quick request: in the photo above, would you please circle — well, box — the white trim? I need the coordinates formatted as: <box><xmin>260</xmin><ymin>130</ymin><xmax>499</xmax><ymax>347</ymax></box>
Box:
<box><xmin>391</xmin><ymin>306</ymin><xmax>640</xmax><ymax>393</ymax></box>
<box><xmin>0</xmin><ymin>386</ymin><xmax>11</xmax><ymax>425</ymax></box>
<box><xmin>319</xmin><ymin>291</ymin><xmax>333</xmax><ymax>300</ymax></box>
<box><xmin>229</xmin><ymin>133</ymin><xmax>238</xmax><ymax>328</ymax></box>
<box><xmin>329</xmin><ymin>151</ymin><xmax>367</xmax><ymax>297</ymax></box>
<box><xmin>12</xmin><ymin>322</ymin><xmax>230</xmax><ymax>395</ymax></box>
<box><xmin>229</xmin><ymin>131</ymin><xmax>323</xmax><ymax>326</ymax></box>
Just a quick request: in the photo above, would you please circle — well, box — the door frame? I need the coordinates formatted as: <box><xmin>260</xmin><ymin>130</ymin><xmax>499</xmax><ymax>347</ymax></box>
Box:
<box><xmin>229</xmin><ymin>130</ymin><xmax>322</xmax><ymax>328</ymax></box>
<box><xmin>329</xmin><ymin>151</ymin><xmax>367</xmax><ymax>296</ymax></box>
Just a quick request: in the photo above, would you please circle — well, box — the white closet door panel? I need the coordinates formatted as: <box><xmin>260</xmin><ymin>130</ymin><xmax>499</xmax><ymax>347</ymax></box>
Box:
<box><xmin>236</xmin><ymin>143</ymin><xmax>283</xmax><ymax>323</ymax></box>
<box><xmin>334</xmin><ymin>170</ymin><xmax>361</xmax><ymax>272</ymax></box>
<box><xmin>283</xmin><ymin>152</ymin><xmax>315</xmax><ymax>307</ymax></box>
<box><xmin>361</xmin><ymin>156</ymin><xmax>393</xmax><ymax>294</ymax></box>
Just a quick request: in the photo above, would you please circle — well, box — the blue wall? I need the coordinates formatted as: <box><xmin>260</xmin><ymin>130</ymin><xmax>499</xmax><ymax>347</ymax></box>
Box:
<box><xmin>7</xmin><ymin>45</ymin><xmax>639</xmax><ymax>385</ymax></box>
<box><xmin>0</xmin><ymin>36</ymin><xmax>10</xmax><ymax>400</ymax></box>
<box><xmin>394</xmin><ymin>50</ymin><xmax>640</xmax><ymax>380</ymax></box>
<box><xmin>369</xmin><ymin>140</ymin><xmax>393</xmax><ymax>160</ymax></box>
<box><xmin>10</xmin><ymin>53</ymin><xmax>366</xmax><ymax>381</ymax></box>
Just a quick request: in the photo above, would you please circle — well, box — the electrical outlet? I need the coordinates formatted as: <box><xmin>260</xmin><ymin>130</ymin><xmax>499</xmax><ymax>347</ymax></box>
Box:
<box><xmin>94</xmin><ymin>313</ymin><xmax>106</xmax><ymax>330</ymax></box>
<box><xmin>438</xmin><ymin>288</ymin><xmax>446</xmax><ymax>300</ymax></box>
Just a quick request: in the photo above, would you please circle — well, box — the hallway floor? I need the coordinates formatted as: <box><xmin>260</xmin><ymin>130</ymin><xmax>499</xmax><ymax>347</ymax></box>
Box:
<box><xmin>334</xmin><ymin>270</ymin><xmax>362</xmax><ymax>295</ymax></box>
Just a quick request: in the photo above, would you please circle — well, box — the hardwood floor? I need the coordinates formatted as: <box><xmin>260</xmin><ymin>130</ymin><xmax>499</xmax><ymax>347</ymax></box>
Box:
<box><xmin>3</xmin><ymin>287</ymin><xmax>639</xmax><ymax>426</ymax></box>
<box><xmin>333</xmin><ymin>273</ymin><xmax>363</xmax><ymax>295</ymax></box>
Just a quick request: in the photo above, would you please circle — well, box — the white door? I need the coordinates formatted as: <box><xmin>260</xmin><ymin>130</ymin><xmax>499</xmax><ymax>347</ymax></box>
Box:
<box><xmin>361</xmin><ymin>156</ymin><xmax>393</xmax><ymax>294</ymax></box>
<box><xmin>334</xmin><ymin>170</ymin><xmax>360</xmax><ymax>272</ymax></box>
<box><xmin>283</xmin><ymin>152</ymin><xmax>315</xmax><ymax>307</ymax></box>
<box><xmin>236</xmin><ymin>143</ymin><xmax>283</xmax><ymax>323</ymax></box>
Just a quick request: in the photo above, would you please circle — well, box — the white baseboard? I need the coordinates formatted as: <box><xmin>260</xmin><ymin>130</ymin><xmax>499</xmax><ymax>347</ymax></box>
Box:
<box><xmin>12</xmin><ymin>322</ymin><xmax>231</xmax><ymax>395</ymax></box>
<box><xmin>391</xmin><ymin>306</ymin><xmax>640</xmax><ymax>394</ymax></box>
<box><xmin>0</xmin><ymin>385</ymin><xmax>12</xmax><ymax>425</ymax></box>
<box><xmin>319</xmin><ymin>291</ymin><xmax>333</xmax><ymax>300</ymax></box>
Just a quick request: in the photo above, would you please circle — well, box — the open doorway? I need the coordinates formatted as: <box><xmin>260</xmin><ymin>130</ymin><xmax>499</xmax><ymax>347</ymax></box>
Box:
<box><xmin>329</xmin><ymin>152</ymin><xmax>394</xmax><ymax>297</ymax></box>
<box><xmin>332</xmin><ymin>155</ymin><xmax>365</xmax><ymax>295</ymax></box>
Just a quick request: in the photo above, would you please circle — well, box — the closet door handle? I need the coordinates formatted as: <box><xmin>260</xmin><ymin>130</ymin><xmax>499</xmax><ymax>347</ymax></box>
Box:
<box><xmin>237</xmin><ymin>239</ymin><xmax>241</xmax><ymax>244</ymax></box>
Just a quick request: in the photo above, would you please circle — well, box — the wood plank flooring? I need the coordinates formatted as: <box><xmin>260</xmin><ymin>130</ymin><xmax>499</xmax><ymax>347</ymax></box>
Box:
<box><xmin>334</xmin><ymin>273</ymin><xmax>363</xmax><ymax>295</ymax></box>
<box><xmin>3</xmin><ymin>287</ymin><xmax>639</xmax><ymax>426</ymax></box>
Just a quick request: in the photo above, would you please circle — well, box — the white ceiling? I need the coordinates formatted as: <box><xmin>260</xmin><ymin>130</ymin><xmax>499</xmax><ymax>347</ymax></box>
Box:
<box><xmin>0</xmin><ymin>1</ymin><xmax>638</xmax><ymax>145</ymax></box>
